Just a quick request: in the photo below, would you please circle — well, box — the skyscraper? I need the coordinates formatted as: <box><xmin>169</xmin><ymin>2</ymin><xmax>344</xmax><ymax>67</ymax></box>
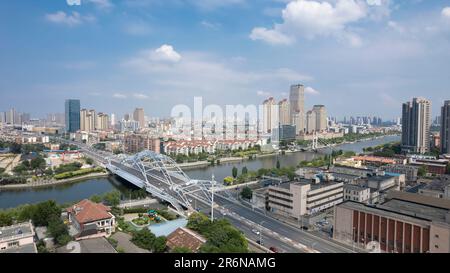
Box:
<box><xmin>312</xmin><ymin>105</ymin><xmax>327</xmax><ymax>132</ymax></box>
<box><xmin>289</xmin><ymin>84</ymin><xmax>305</xmax><ymax>133</ymax></box>
<box><xmin>441</xmin><ymin>100</ymin><xmax>450</xmax><ymax>154</ymax></box>
<box><xmin>133</xmin><ymin>108</ymin><xmax>145</xmax><ymax>129</ymax></box>
<box><xmin>278</xmin><ymin>99</ymin><xmax>290</xmax><ymax>126</ymax></box>
<box><xmin>401</xmin><ymin>98</ymin><xmax>431</xmax><ymax>154</ymax></box>
<box><xmin>262</xmin><ymin>97</ymin><xmax>278</xmax><ymax>133</ymax></box>
<box><xmin>65</xmin><ymin>99</ymin><xmax>80</xmax><ymax>133</ymax></box>
<box><xmin>306</xmin><ymin>110</ymin><xmax>316</xmax><ymax>134</ymax></box>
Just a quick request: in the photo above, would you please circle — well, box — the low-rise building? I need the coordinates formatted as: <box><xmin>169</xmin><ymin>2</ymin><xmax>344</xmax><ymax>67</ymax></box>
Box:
<box><xmin>418</xmin><ymin>176</ymin><xmax>450</xmax><ymax>199</ymax></box>
<box><xmin>343</xmin><ymin>184</ymin><xmax>371</xmax><ymax>204</ymax></box>
<box><xmin>409</xmin><ymin>158</ymin><xmax>449</xmax><ymax>175</ymax></box>
<box><xmin>66</xmin><ymin>199</ymin><xmax>116</xmax><ymax>241</ymax></box>
<box><xmin>380</xmin><ymin>164</ymin><xmax>418</xmax><ymax>182</ymax></box>
<box><xmin>124</xmin><ymin>134</ymin><xmax>161</xmax><ymax>154</ymax></box>
<box><xmin>268</xmin><ymin>179</ymin><xmax>344</xmax><ymax>218</ymax></box>
<box><xmin>0</xmin><ymin>221</ymin><xmax>37</xmax><ymax>253</ymax></box>
<box><xmin>334</xmin><ymin>191</ymin><xmax>450</xmax><ymax>253</ymax></box>
<box><xmin>166</xmin><ymin>227</ymin><xmax>206</xmax><ymax>253</ymax></box>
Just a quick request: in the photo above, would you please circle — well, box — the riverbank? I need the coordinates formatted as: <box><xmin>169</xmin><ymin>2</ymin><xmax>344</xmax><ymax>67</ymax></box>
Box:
<box><xmin>0</xmin><ymin>172</ymin><xmax>109</xmax><ymax>190</ymax></box>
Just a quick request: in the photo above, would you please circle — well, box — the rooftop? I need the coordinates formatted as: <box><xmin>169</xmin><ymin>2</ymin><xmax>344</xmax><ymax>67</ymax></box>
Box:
<box><xmin>0</xmin><ymin>222</ymin><xmax>34</xmax><ymax>242</ymax></box>
<box><xmin>67</xmin><ymin>199</ymin><xmax>113</xmax><ymax>224</ymax></box>
<box><xmin>0</xmin><ymin>243</ymin><xmax>37</xmax><ymax>254</ymax></box>
<box><xmin>166</xmin><ymin>227</ymin><xmax>206</xmax><ymax>252</ymax></box>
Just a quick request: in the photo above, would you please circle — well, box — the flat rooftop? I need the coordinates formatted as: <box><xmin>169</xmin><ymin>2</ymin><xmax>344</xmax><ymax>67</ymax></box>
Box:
<box><xmin>0</xmin><ymin>243</ymin><xmax>37</xmax><ymax>254</ymax></box>
<box><xmin>381</xmin><ymin>199</ymin><xmax>449</xmax><ymax>222</ymax></box>
<box><xmin>0</xmin><ymin>222</ymin><xmax>33</xmax><ymax>242</ymax></box>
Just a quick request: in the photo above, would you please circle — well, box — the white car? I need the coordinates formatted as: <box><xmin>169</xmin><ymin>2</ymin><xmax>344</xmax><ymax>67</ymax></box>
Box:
<box><xmin>252</xmin><ymin>229</ymin><xmax>260</xmax><ymax>235</ymax></box>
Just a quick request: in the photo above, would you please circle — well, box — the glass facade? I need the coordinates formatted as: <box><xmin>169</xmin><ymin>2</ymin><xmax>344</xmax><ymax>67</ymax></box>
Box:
<box><xmin>65</xmin><ymin>99</ymin><xmax>80</xmax><ymax>133</ymax></box>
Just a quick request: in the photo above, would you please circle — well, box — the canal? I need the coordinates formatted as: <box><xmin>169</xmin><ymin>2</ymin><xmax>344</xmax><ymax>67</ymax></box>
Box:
<box><xmin>0</xmin><ymin>135</ymin><xmax>400</xmax><ymax>209</ymax></box>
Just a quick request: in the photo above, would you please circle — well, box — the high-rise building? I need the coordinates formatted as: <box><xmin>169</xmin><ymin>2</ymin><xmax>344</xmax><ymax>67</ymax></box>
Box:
<box><xmin>312</xmin><ymin>105</ymin><xmax>327</xmax><ymax>132</ymax></box>
<box><xmin>441</xmin><ymin>101</ymin><xmax>450</xmax><ymax>154</ymax></box>
<box><xmin>65</xmin><ymin>99</ymin><xmax>80</xmax><ymax>133</ymax></box>
<box><xmin>278</xmin><ymin>99</ymin><xmax>290</xmax><ymax>126</ymax></box>
<box><xmin>97</xmin><ymin>113</ymin><xmax>110</xmax><ymax>131</ymax></box>
<box><xmin>133</xmin><ymin>108</ymin><xmax>145</xmax><ymax>129</ymax></box>
<box><xmin>402</xmin><ymin>97</ymin><xmax>432</xmax><ymax>154</ymax></box>
<box><xmin>306</xmin><ymin>110</ymin><xmax>316</xmax><ymax>134</ymax></box>
<box><xmin>262</xmin><ymin>97</ymin><xmax>278</xmax><ymax>133</ymax></box>
<box><xmin>110</xmin><ymin>113</ymin><xmax>116</xmax><ymax>127</ymax></box>
<box><xmin>80</xmin><ymin>109</ymin><xmax>97</xmax><ymax>132</ymax></box>
<box><xmin>289</xmin><ymin>84</ymin><xmax>305</xmax><ymax>133</ymax></box>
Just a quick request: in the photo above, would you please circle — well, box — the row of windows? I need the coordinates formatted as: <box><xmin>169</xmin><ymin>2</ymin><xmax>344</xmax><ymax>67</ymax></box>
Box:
<box><xmin>268</xmin><ymin>194</ymin><xmax>293</xmax><ymax>204</ymax></box>
<box><xmin>268</xmin><ymin>200</ymin><xmax>293</xmax><ymax>209</ymax></box>
<box><xmin>268</xmin><ymin>189</ymin><xmax>293</xmax><ymax>197</ymax></box>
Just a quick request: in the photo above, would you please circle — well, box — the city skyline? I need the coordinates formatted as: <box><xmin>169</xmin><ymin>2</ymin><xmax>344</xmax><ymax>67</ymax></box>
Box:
<box><xmin>1</xmin><ymin>1</ymin><xmax>450</xmax><ymax>118</ymax></box>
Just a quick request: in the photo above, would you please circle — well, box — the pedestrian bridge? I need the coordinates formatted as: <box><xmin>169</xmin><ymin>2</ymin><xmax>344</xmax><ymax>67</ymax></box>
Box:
<box><xmin>106</xmin><ymin>151</ymin><xmax>229</xmax><ymax>214</ymax></box>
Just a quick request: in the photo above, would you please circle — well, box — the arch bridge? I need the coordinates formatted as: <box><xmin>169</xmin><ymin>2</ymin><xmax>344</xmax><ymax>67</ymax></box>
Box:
<box><xmin>106</xmin><ymin>151</ymin><xmax>232</xmax><ymax>215</ymax></box>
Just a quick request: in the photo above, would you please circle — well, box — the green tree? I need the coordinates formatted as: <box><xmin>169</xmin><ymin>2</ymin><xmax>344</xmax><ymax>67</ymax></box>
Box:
<box><xmin>276</xmin><ymin>160</ymin><xmax>281</xmax><ymax>169</ymax></box>
<box><xmin>0</xmin><ymin>167</ymin><xmax>5</xmax><ymax>174</ymax></box>
<box><xmin>47</xmin><ymin>216</ymin><xmax>71</xmax><ymax>245</ymax></box>
<box><xmin>0</xmin><ymin>211</ymin><xmax>13</xmax><ymax>227</ymax></box>
<box><xmin>232</xmin><ymin>167</ymin><xmax>238</xmax><ymax>178</ymax></box>
<box><xmin>242</xmin><ymin>166</ymin><xmax>248</xmax><ymax>175</ymax></box>
<box><xmin>187</xmin><ymin>213</ymin><xmax>211</xmax><ymax>234</ymax></box>
<box><xmin>418</xmin><ymin>166</ymin><xmax>427</xmax><ymax>177</ymax></box>
<box><xmin>85</xmin><ymin>157</ymin><xmax>94</xmax><ymax>165</ymax></box>
<box><xmin>240</xmin><ymin>187</ymin><xmax>253</xmax><ymax>200</ymax></box>
<box><xmin>153</xmin><ymin>236</ymin><xmax>167</xmax><ymax>253</ymax></box>
<box><xmin>90</xmin><ymin>195</ymin><xmax>103</xmax><ymax>203</ymax></box>
<box><xmin>131</xmin><ymin>228</ymin><xmax>156</xmax><ymax>251</ymax></box>
<box><xmin>171</xmin><ymin>246</ymin><xmax>192</xmax><ymax>253</ymax></box>
<box><xmin>30</xmin><ymin>156</ymin><xmax>46</xmax><ymax>174</ymax></box>
<box><xmin>31</xmin><ymin>200</ymin><xmax>61</xmax><ymax>226</ymax></box>
<box><xmin>103</xmin><ymin>191</ymin><xmax>121</xmax><ymax>207</ymax></box>
<box><xmin>223</xmin><ymin>176</ymin><xmax>234</xmax><ymax>185</ymax></box>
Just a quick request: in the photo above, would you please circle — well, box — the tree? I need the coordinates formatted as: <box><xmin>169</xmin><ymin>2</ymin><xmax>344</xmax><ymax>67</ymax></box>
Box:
<box><xmin>276</xmin><ymin>160</ymin><xmax>281</xmax><ymax>169</ymax></box>
<box><xmin>131</xmin><ymin>228</ymin><xmax>156</xmax><ymax>251</ymax></box>
<box><xmin>223</xmin><ymin>176</ymin><xmax>234</xmax><ymax>185</ymax></box>
<box><xmin>90</xmin><ymin>195</ymin><xmax>103</xmax><ymax>203</ymax></box>
<box><xmin>418</xmin><ymin>166</ymin><xmax>427</xmax><ymax>177</ymax></box>
<box><xmin>242</xmin><ymin>166</ymin><xmax>248</xmax><ymax>175</ymax></box>
<box><xmin>31</xmin><ymin>200</ymin><xmax>61</xmax><ymax>226</ymax></box>
<box><xmin>153</xmin><ymin>236</ymin><xmax>167</xmax><ymax>253</ymax></box>
<box><xmin>47</xmin><ymin>216</ymin><xmax>71</xmax><ymax>245</ymax></box>
<box><xmin>85</xmin><ymin>157</ymin><xmax>94</xmax><ymax>165</ymax></box>
<box><xmin>232</xmin><ymin>167</ymin><xmax>238</xmax><ymax>178</ymax></box>
<box><xmin>0</xmin><ymin>211</ymin><xmax>13</xmax><ymax>227</ymax></box>
<box><xmin>103</xmin><ymin>191</ymin><xmax>121</xmax><ymax>207</ymax></box>
<box><xmin>171</xmin><ymin>246</ymin><xmax>192</xmax><ymax>253</ymax></box>
<box><xmin>0</xmin><ymin>167</ymin><xmax>5</xmax><ymax>174</ymax></box>
<box><xmin>240</xmin><ymin>187</ymin><xmax>253</xmax><ymax>200</ymax></box>
<box><xmin>30</xmin><ymin>156</ymin><xmax>46</xmax><ymax>174</ymax></box>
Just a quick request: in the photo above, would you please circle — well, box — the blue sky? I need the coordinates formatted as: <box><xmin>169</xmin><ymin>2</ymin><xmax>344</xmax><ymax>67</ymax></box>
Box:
<box><xmin>1</xmin><ymin>0</ymin><xmax>450</xmax><ymax>119</ymax></box>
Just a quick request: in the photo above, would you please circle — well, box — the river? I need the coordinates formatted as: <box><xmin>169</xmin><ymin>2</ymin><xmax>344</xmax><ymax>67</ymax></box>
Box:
<box><xmin>0</xmin><ymin>135</ymin><xmax>400</xmax><ymax>209</ymax></box>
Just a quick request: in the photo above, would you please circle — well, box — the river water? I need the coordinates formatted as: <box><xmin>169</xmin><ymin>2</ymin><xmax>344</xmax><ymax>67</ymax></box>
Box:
<box><xmin>0</xmin><ymin>135</ymin><xmax>400</xmax><ymax>209</ymax></box>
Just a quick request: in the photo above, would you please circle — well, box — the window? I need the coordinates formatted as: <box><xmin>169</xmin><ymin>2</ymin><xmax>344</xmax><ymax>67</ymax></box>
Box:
<box><xmin>435</xmin><ymin>234</ymin><xmax>439</xmax><ymax>239</ymax></box>
<box><xmin>435</xmin><ymin>245</ymin><xmax>439</xmax><ymax>249</ymax></box>
<box><xmin>8</xmin><ymin>241</ymin><xmax>19</xmax><ymax>248</ymax></box>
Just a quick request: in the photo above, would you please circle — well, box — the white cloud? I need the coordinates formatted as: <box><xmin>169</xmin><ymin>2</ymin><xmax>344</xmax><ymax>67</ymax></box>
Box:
<box><xmin>250</xmin><ymin>0</ymin><xmax>391</xmax><ymax>47</ymax></box>
<box><xmin>45</xmin><ymin>11</ymin><xmax>95</xmax><ymax>26</ymax></box>
<box><xmin>443</xmin><ymin>7</ymin><xmax>450</xmax><ymax>19</ymax></box>
<box><xmin>250</xmin><ymin>27</ymin><xmax>293</xmax><ymax>45</ymax></box>
<box><xmin>113</xmin><ymin>93</ymin><xmax>127</xmax><ymax>99</ymax></box>
<box><xmin>122</xmin><ymin>46</ymin><xmax>313</xmax><ymax>101</ymax></box>
<box><xmin>305</xmin><ymin>86</ymin><xmax>320</xmax><ymax>95</ymax></box>
<box><xmin>149</xmin><ymin>44</ymin><xmax>182</xmax><ymax>63</ymax></box>
<box><xmin>133</xmin><ymin>93</ymin><xmax>149</xmax><ymax>99</ymax></box>
<box><xmin>200</xmin><ymin>20</ymin><xmax>221</xmax><ymax>30</ymax></box>
<box><xmin>257</xmin><ymin>90</ymin><xmax>271</xmax><ymax>97</ymax></box>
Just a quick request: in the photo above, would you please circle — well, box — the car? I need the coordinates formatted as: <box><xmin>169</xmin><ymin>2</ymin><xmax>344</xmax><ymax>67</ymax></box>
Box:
<box><xmin>252</xmin><ymin>229</ymin><xmax>260</xmax><ymax>235</ymax></box>
<box><xmin>256</xmin><ymin>240</ymin><xmax>264</xmax><ymax>246</ymax></box>
<box><xmin>269</xmin><ymin>247</ymin><xmax>279</xmax><ymax>253</ymax></box>
<box><xmin>300</xmin><ymin>226</ymin><xmax>309</xmax><ymax>231</ymax></box>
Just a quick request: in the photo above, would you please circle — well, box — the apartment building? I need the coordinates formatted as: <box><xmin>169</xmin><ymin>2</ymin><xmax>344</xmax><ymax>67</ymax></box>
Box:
<box><xmin>0</xmin><ymin>221</ymin><xmax>37</xmax><ymax>253</ymax></box>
